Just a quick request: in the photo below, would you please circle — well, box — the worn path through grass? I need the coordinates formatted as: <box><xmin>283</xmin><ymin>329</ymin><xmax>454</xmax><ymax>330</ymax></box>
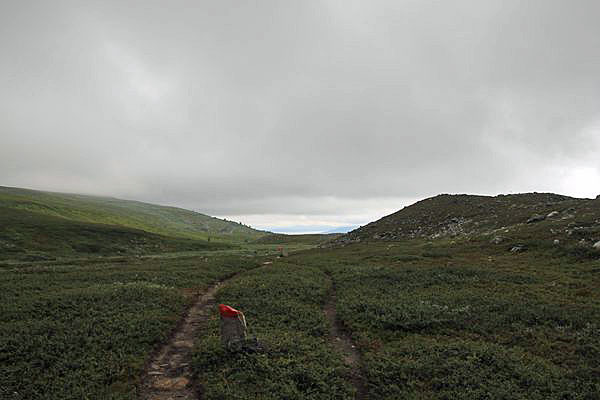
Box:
<box><xmin>0</xmin><ymin>254</ymin><xmax>261</xmax><ymax>400</ymax></box>
<box><xmin>323</xmin><ymin>274</ymin><xmax>367</xmax><ymax>399</ymax></box>
<box><xmin>290</xmin><ymin>242</ymin><xmax>600</xmax><ymax>399</ymax></box>
<box><xmin>191</xmin><ymin>260</ymin><xmax>355</xmax><ymax>399</ymax></box>
<box><xmin>139</xmin><ymin>280</ymin><xmax>225</xmax><ymax>399</ymax></box>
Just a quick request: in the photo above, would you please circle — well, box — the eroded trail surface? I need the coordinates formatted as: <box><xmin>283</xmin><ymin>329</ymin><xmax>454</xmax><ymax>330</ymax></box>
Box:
<box><xmin>139</xmin><ymin>283</ymin><xmax>222</xmax><ymax>400</ymax></box>
<box><xmin>324</xmin><ymin>278</ymin><xmax>368</xmax><ymax>399</ymax></box>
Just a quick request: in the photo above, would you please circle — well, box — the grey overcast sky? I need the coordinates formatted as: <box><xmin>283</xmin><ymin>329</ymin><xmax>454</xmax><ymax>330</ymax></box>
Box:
<box><xmin>1</xmin><ymin>1</ymin><xmax>599</xmax><ymax>233</ymax></box>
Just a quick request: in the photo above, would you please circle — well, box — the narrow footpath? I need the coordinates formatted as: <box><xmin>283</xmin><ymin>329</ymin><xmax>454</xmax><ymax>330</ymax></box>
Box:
<box><xmin>323</xmin><ymin>276</ymin><xmax>368</xmax><ymax>399</ymax></box>
<box><xmin>139</xmin><ymin>282</ymin><xmax>223</xmax><ymax>400</ymax></box>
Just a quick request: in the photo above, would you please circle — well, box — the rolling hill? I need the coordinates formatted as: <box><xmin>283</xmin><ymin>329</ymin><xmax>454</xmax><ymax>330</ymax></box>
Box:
<box><xmin>0</xmin><ymin>186</ymin><xmax>266</xmax><ymax>242</ymax></box>
<box><xmin>0</xmin><ymin>186</ymin><xmax>267</xmax><ymax>260</ymax></box>
<box><xmin>0</xmin><ymin>207</ymin><xmax>230</xmax><ymax>261</ymax></box>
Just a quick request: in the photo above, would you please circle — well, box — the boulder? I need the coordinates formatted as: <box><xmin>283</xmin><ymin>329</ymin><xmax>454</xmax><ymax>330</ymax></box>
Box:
<box><xmin>510</xmin><ymin>245</ymin><xmax>526</xmax><ymax>253</ymax></box>
<box><xmin>553</xmin><ymin>239</ymin><xmax>560</xmax><ymax>245</ymax></box>
<box><xmin>527</xmin><ymin>214</ymin><xmax>546</xmax><ymax>224</ymax></box>
<box><xmin>594</xmin><ymin>241</ymin><xmax>600</xmax><ymax>250</ymax></box>
<box><xmin>490</xmin><ymin>236</ymin><xmax>503</xmax><ymax>244</ymax></box>
<box><xmin>547</xmin><ymin>211</ymin><xmax>559</xmax><ymax>218</ymax></box>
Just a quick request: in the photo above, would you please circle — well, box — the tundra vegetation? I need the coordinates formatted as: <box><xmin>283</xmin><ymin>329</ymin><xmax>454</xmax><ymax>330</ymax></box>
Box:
<box><xmin>288</xmin><ymin>240</ymin><xmax>600</xmax><ymax>399</ymax></box>
<box><xmin>1</xmin><ymin>188</ymin><xmax>599</xmax><ymax>399</ymax></box>
<box><xmin>0</xmin><ymin>255</ymin><xmax>261</xmax><ymax>399</ymax></box>
<box><xmin>192</xmin><ymin>193</ymin><xmax>600</xmax><ymax>399</ymax></box>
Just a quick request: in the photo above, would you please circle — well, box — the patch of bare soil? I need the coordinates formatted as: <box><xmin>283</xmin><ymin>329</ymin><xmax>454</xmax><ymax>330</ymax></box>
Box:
<box><xmin>324</xmin><ymin>278</ymin><xmax>368</xmax><ymax>399</ymax></box>
<box><xmin>138</xmin><ymin>283</ymin><xmax>222</xmax><ymax>400</ymax></box>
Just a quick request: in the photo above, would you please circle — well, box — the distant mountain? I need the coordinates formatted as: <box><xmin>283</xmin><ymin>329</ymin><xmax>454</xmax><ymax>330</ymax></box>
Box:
<box><xmin>335</xmin><ymin>193</ymin><xmax>600</xmax><ymax>251</ymax></box>
<box><xmin>323</xmin><ymin>225</ymin><xmax>359</xmax><ymax>234</ymax></box>
<box><xmin>0</xmin><ymin>186</ymin><xmax>266</xmax><ymax>243</ymax></box>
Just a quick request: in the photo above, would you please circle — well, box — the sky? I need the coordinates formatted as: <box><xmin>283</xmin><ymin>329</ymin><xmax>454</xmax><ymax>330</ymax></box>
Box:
<box><xmin>1</xmin><ymin>1</ymin><xmax>599</xmax><ymax>233</ymax></box>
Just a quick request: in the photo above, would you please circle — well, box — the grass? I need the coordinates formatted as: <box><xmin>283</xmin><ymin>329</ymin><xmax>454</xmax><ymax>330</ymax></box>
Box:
<box><xmin>0</xmin><ymin>207</ymin><xmax>230</xmax><ymax>261</ymax></box>
<box><xmin>191</xmin><ymin>261</ymin><xmax>355</xmax><ymax>399</ymax></box>
<box><xmin>289</xmin><ymin>239</ymin><xmax>600</xmax><ymax>399</ymax></box>
<box><xmin>3</xmin><ymin>233</ymin><xmax>599</xmax><ymax>399</ymax></box>
<box><xmin>0</xmin><ymin>254</ymin><xmax>260</xmax><ymax>400</ymax></box>
<box><xmin>253</xmin><ymin>233</ymin><xmax>341</xmax><ymax>245</ymax></box>
<box><xmin>2</xmin><ymin>190</ymin><xmax>599</xmax><ymax>399</ymax></box>
<box><xmin>0</xmin><ymin>186</ymin><xmax>266</xmax><ymax>243</ymax></box>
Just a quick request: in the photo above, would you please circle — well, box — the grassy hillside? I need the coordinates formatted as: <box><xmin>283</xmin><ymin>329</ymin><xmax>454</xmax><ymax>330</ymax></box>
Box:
<box><xmin>0</xmin><ymin>186</ymin><xmax>266</xmax><ymax>242</ymax></box>
<box><xmin>0</xmin><ymin>208</ymin><xmax>230</xmax><ymax>261</ymax></box>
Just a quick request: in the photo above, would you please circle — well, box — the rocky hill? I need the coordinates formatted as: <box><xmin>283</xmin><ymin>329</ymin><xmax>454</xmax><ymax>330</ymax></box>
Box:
<box><xmin>336</xmin><ymin>193</ymin><xmax>600</xmax><ymax>251</ymax></box>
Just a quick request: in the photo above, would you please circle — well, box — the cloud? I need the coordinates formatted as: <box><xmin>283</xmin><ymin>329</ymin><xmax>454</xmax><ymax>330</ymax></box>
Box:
<box><xmin>1</xmin><ymin>0</ymin><xmax>599</xmax><ymax>232</ymax></box>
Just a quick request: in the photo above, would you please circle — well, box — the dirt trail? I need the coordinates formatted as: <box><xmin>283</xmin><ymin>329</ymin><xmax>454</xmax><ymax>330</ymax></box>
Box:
<box><xmin>139</xmin><ymin>282</ymin><xmax>222</xmax><ymax>400</ymax></box>
<box><xmin>323</xmin><ymin>277</ymin><xmax>368</xmax><ymax>399</ymax></box>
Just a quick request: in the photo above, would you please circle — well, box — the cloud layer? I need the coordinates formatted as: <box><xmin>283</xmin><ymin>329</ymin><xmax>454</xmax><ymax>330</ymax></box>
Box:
<box><xmin>2</xmin><ymin>1</ymin><xmax>599</xmax><ymax>231</ymax></box>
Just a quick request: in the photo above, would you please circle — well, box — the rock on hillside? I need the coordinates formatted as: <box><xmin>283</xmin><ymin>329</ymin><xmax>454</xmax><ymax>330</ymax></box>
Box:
<box><xmin>336</xmin><ymin>193</ymin><xmax>600</xmax><ymax>245</ymax></box>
